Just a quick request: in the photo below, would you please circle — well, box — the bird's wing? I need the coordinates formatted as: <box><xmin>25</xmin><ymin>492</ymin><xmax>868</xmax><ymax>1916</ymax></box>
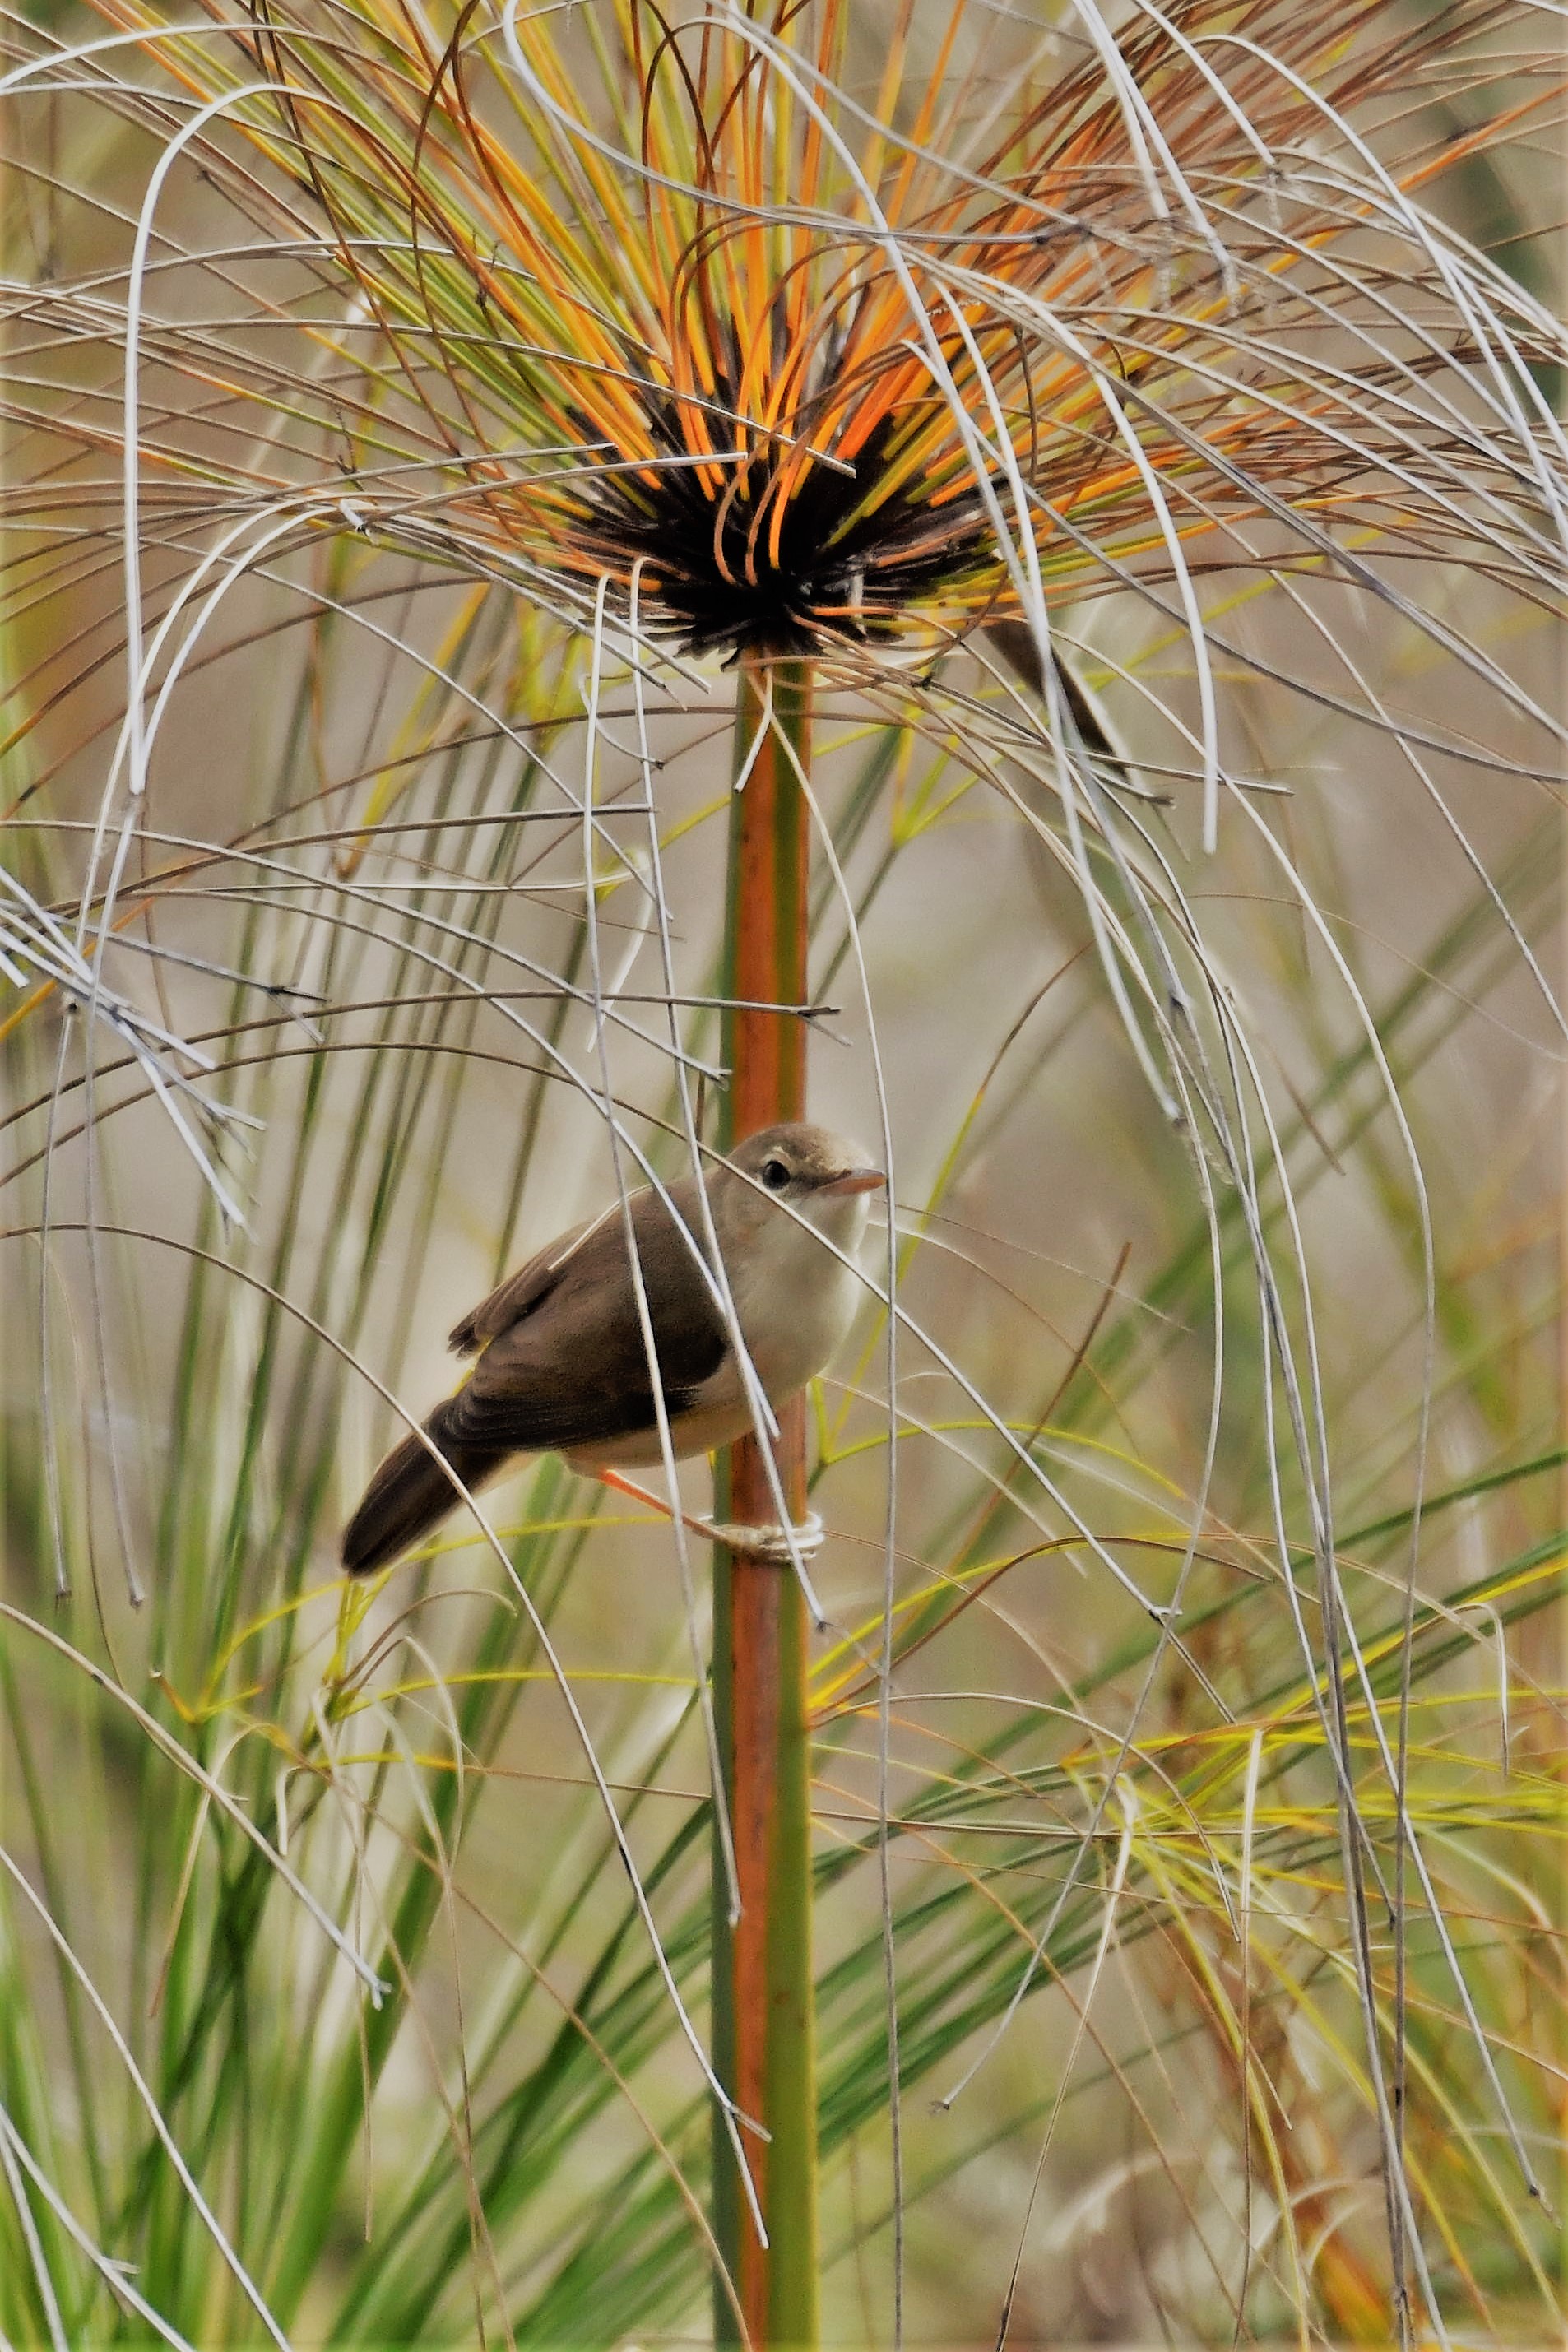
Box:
<box><xmin>438</xmin><ymin>1177</ymin><xmax>730</xmax><ymax>1454</ymax></box>
<box><xmin>448</xmin><ymin>1200</ymin><xmax>617</xmax><ymax>1355</ymax></box>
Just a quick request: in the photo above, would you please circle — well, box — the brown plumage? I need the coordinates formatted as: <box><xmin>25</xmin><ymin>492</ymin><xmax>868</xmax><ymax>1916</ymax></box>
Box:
<box><xmin>341</xmin><ymin>1123</ymin><xmax>882</xmax><ymax>1576</ymax></box>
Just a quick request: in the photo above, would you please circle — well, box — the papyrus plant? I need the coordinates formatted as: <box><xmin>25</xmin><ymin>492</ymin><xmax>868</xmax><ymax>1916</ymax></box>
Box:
<box><xmin>2</xmin><ymin>1</ymin><xmax>1563</xmax><ymax>2343</ymax></box>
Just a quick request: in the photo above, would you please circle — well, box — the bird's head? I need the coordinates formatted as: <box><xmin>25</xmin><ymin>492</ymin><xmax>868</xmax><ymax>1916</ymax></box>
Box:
<box><xmin>722</xmin><ymin>1122</ymin><xmax>884</xmax><ymax>1255</ymax></box>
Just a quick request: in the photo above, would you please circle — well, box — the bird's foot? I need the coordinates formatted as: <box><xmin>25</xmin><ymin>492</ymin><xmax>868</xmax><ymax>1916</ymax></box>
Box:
<box><xmin>701</xmin><ymin>1510</ymin><xmax>824</xmax><ymax>1565</ymax></box>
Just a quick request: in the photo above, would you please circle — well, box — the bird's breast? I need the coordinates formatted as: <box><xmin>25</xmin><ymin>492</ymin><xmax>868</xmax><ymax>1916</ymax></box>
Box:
<box><xmin>725</xmin><ymin>1213</ymin><xmax>861</xmax><ymax>1403</ymax></box>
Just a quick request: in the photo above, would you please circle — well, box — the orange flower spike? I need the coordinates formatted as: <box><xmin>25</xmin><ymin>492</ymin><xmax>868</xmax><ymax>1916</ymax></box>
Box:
<box><xmin>664</xmin><ymin>230</ymin><xmax>745</xmax><ymax>504</ymax></box>
<box><xmin>853</xmin><ymin>0</ymin><xmax>917</xmax><ymax>198</ymax></box>
<box><xmin>782</xmin><ymin>0</ymin><xmax>838</xmax><ymax>345</ymax></box>
<box><xmin>873</xmin><ymin>2</ymin><xmax>970</xmax><ymax>248</ymax></box>
<box><xmin>685</xmin><ymin>60</ymin><xmax>763</xmax><ymax>443</ymax></box>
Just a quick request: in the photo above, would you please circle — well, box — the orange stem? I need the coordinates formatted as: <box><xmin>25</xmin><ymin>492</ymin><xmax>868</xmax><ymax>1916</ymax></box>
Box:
<box><xmin>711</xmin><ymin>656</ymin><xmax>819</xmax><ymax>2350</ymax></box>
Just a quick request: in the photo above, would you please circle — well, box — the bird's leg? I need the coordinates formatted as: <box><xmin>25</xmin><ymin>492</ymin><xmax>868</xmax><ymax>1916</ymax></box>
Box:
<box><xmin>593</xmin><ymin>1466</ymin><xmax>717</xmax><ymax>1547</ymax></box>
<box><xmin>593</xmin><ymin>1468</ymin><xmax>824</xmax><ymax>1563</ymax></box>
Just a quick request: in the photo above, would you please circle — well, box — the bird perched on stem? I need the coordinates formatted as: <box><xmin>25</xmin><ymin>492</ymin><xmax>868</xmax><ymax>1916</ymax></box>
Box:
<box><xmin>341</xmin><ymin>1123</ymin><xmax>883</xmax><ymax>1577</ymax></box>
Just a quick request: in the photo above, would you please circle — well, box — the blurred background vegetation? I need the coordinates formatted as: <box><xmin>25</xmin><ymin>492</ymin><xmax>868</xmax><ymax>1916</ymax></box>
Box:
<box><xmin>1</xmin><ymin>1</ymin><xmax>1564</xmax><ymax>2344</ymax></box>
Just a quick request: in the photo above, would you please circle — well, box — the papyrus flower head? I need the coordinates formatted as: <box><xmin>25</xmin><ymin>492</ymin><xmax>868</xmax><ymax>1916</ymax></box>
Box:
<box><xmin>72</xmin><ymin>0</ymin><xmax>1566</xmax><ymax>688</ymax></box>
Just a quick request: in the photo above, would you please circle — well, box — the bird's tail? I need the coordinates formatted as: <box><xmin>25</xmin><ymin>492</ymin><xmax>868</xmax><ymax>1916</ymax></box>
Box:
<box><xmin>341</xmin><ymin>1404</ymin><xmax>504</xmax><ymax>1576</ymax></box>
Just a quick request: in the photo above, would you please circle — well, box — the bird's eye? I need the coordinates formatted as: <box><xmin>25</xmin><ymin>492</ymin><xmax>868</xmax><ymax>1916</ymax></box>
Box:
<box><xmin>760</xmin><ymin>1157</ymin><xmax>790</xmax><ymax>1190</ymax></box>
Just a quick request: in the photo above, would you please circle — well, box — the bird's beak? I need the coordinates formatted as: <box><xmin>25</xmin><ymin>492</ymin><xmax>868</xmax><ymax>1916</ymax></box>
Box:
<box><xmin>818</xmin><ymin>1166</ymin><xmax>885</xmax><ymax>1196</ymax></box>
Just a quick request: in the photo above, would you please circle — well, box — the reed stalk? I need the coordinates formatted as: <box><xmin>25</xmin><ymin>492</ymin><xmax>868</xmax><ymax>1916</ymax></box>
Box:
<box><xmin>711</xmin><ymin>656</ymin><xmax>819</xmax><ymax>2349</ymax></box>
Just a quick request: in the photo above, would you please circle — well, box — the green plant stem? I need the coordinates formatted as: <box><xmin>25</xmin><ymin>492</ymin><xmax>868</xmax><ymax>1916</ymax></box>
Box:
<box><xmin>712</xmin><ymin>656</ymin><xmax>819</xmax><ymax>2350</ymax></box>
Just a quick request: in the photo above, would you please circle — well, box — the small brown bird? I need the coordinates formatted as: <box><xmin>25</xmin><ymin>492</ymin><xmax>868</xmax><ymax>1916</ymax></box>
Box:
<box><xmin>341</xmin><ymin>1122</ymin><xmax>884</xmax><ymax>1576</ymax></box>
